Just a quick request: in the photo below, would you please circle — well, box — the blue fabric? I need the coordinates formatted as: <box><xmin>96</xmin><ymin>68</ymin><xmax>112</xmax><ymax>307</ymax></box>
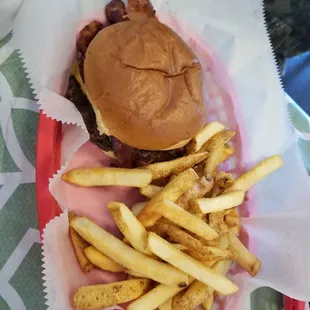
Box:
<box><xmin>283</xmin><ymin>52</ymin><xmax>310</xmax><ymax>116</ymax></box>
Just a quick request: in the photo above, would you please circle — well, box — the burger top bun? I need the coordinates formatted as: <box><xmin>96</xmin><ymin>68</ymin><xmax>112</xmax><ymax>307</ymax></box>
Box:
<box><xmin>84</xmin><ymin>15</ymin><xmax>206</xmax><ymax>151</ymax></box>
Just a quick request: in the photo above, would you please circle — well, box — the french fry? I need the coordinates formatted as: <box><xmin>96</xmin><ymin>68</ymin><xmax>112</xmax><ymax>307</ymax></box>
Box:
<box><xmin>203</xmin><ymin>145</ymin><xmax>226</xmax><ymax>176</ymax></box>
<box><xmin>225</xmin><ymin>207</ymin><xmax>239</xmax><ymax>217</ymax></box>
<box><xmin>226</xmin><ymin>155</ymin><xmax>283</xmax><ymax>192</ymax></box>
<box><xmin>225</xmin><ymin>214</ymin><xmax>241</xmax><ymax>227</ymax></box>
<box><xmin>191</xmin><ymin>190</ymin><xmax>245</xmax><ymax>214</ymax></box>
<box><xmin>62</xmin><ymin>167</ymin><xmax>152</xmax><ymax>188</ymax></box>
<box><xmin>199</xmin><ymin>130</ymin><xmax>236</xmax><ymax>153</ymax></box>
<box><xmin>70</xmin><ymin>217</ymin><xmax>189</xmax><ymax>286</ymax></box>
<box><xmin>216</xmin><ymin>171</ymin><xmax>234</xmax><ymax>190</ymax></box>
<box><xmin>228</xmin><ymin>231</ymin><xmax>261</xmax><ymax>276</ymax></box>
<box><xmin>148</xmin><ymin>233</ymin><xmax>239</xmax><ymax>295</ymax></box>
<box><xmin>157</xmin><ymin>200</ymin><xmax>219</xmax><ymax>241</ymax></box>
<box><xmin>218</xmin><ymin>143</ymin><xmax>234</xmax><ymax>163</ymax></box>
<box><xmin>209</xmin><ymin>211</ymin><xmax>228</xmax><ymax>234</ymax></box>
<box><xmin>172</xmin><ymin>292</ymin><xmax>185</xmax><ymax>309</ymax></box>
<box><xmin>176</xmin><ymin>175</ymin><xmax>214</xmax><ymax>211</ymax></box>
<box><xmin>108</xmin><ymin>202</ymin><xmax>152</xmax><ymax>256</ymax></box>
<box><xmin>206</xmin><ymin>246</ymin><xmax>236</xmax><ymax>260</ymax></box>
<box><xmin>230</xmin><ymin>225</ymin><xmax>241</xmax><ymax>235</ymax></box>
<box><xmin>218</xmin><ymin>232</ymin><xmax>230</xmax><ymax>250</ymax></box>
<box><xmin>143</xmin><ymin>152</ymin><xmax>209</xmax><ymax>180</ymax></box>
<box><xmin>126</xmin><ymin>269</ymin><xmax>148</xmax><ymax>278</ymax></box>
<box><xmin>84</xmin><ymin>246</ymin><xmax>125</xmax><ymax>272</ymax></box>
<box><xmin>202</xmin><ymin>292</ymin><xmax>214</xmax><ymax>310</ymax></box>
<box><xmin>128</xmin><ymin>280</ymin><xmax>194</xmax><ymax>310</ymax></box>
<box><xmin>137</xmin><ymin>169</ymin><xmax>199</xmax><ymax>228</ymax></box>
<box><xmin>158</xmin><ymin>298</ymin><xmax>172</xmax><ymax>310</ymax></box>
<box><xmin>175</xmin><ymin>281</ymin><xmax>212</xmax><ymax>310</ymax></box>
<box><xmin>131</xmin><ymin>201</ymin><xmax>147</xmax><ymax>216</ymax></box>
<box><xmin>185</xmin><ymin>249</ymin><xmax>216</xmax><ymax>262</ymax></box>
<box><xmin>158</xmin><ymin>223</ymin><xmax>212</xmax><ymax>256</ymax></box>
<box><xmin>187</xmin><ymin>121</ymin><xmax>225</xmax><ymax>153</ymax></box>
<box><xmin>68</xmin><ymin>212</ymin><xmax>93</xmax><ymax>273</ymax></box>
<box><xmin>171</xmin><ymin>243</ymin><xmax>190</xmax><ymax>251</ymax></box>
<box><xmin>140</xmin><ymin>185</ymin><xmax>162</xmax><ymax>199</ymax></box>
<box><xmin>73</xmin><ymin>279</ymin><xmax>151</xmax><ymax>309</ymax></box>
<box><xmin>212</xmin><ymin>260</ymin><xmax>234</xmax><ymax>297</ymax></box>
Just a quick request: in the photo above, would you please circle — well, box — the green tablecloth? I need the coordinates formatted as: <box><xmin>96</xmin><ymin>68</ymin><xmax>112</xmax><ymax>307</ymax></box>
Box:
<box><xmin>0</xmin><ymin>30</ymin><xmax>309</xmax><ymax>310</ymax></box>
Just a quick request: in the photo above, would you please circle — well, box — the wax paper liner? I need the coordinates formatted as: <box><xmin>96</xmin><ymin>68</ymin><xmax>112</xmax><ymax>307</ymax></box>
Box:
<box><xmin>9</xmin><ymin>0</ymin><xmax>310</xmax><ymax>309</ymax></box>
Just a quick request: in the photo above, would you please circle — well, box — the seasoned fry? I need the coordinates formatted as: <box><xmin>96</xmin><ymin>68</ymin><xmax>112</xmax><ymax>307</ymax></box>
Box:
<box><xmin>176</xmin><ymin>175</ymin><xmax>214</xmax><ymax>210</ymax></box>
<box><xmin>226</xmin><ymin>155</ymin><xmax>283</xmax><ymax>192</ymax></box>
<box><xmin>158</xmin><ymin>223</ymin><xmax>212</xmax><ymax>256</ymax></box>
<box><xmin>173</xmin><ymin>292</ymin><xmax>186</xmax><ymax>309</ymax></box>
<box><xmin>191</xmin><ymin>190</ymin><xmax>245</xmax><ymax>214</ymax></box>
<box><xmin>158</xmin><ymin>223</ymin><xmax>223</xmax><ymax>262</ymax></box>
<box><xmin>171</xmin><ymin>243</ymin><xmax>190</xmax><ymax>251</ymax></box>
<box><xmin>216</xmin><ymin>171</ymin><xmax>234</xmax><ymax>190</ymax></box>
<box><xmin>84</xmin><ymin>246</ymin><xmax>125</xmax><ymax>272</ymax></box>
<box><xmin>62</xmin><ymin>167</ymin><xmax>152</xmax><ymax>187</ymax></box>
<box><xmin>157</xmin><ymin>200</ymin><xmax>219</xmax><ymax>241</ymax></box>
<box><xmin>187</xmin><ymin>121</ymin><xmax>225</xmax><ymax>153</ymax></box>
<box><xmin>143</xmin><ymin>152</ymin><xmax>209</xmax><ymax>180</ymax></box>
<box><xmin>73</xmin><ymin>279</ymin><xmax>151</xmax><ymax>309</ymax></box>
<box><xmin>176</xmin><ymin>281</ymin><xmax>212</xmax><ymax>310</ymax></box>
<box><xmin>225</xmin><ymin>214</ymin><xmax>241</xmax><ymax>227</ymax></box>
<box><xmin>138</xmin><ymin>169</ymin><xmax>199</xmax><ymax>228</ymax></box>
<box><xmin>158</xmin><ymin>298</ymin><xmax>172</xmax><ymax>310</ymax></box>
<box><xmin>199</xmin><ymin>130</ymin><xmax>236</xmax><ymax>153</ymax></box>
<box><xmin>148</xmin><ymin>233</ymin><xmax>239</xmax><ymax>295</ymax></box>
<box><xmin>128</xmin><ymin>280</ymin><xmax>193</xmax><ymax>310</ymax></box>
<box><xmin>131</xmin><ymin>201</ymin><xmax>147</xmax><ymax>216</ymax></box>
<box><xmin>140</xmin><ymin>185</ymin><xmax>162</xmax><ymax>198</ymax></box>
<box><xmin>228</xmin><ymin>231</ymin><xmax>261</xmax><ymax>276</ymax></box>
<box><xmin>70</xmin><ymin>217</ymin><xmax>189</xmax><ymax>286</ymax></box>
<box><xmin>108</xmin><ymin>202</ymin><xmax>152</xmax><ymax>255</ymax></box>
<box><xmin>68</xmin><ymin>212</ymin><xmax>93</xmax><ymax>272</ymax></box>
<box><xmin>230</xmin><ymin>225</ymin><xmax>241</xmax><ymax>235</ymax></box>
<box><xmin>206</xmin><ymin>247</ymin><xmax>236</xmax><ymax>260</ymax></box>
<box><xmin>209</xmin><ymin>211</ymin><xmax>229</xmax><ymax>234</ymax></box>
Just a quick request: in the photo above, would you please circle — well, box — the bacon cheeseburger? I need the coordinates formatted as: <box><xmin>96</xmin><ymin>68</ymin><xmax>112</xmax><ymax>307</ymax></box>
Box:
<box><xmin>66</xmin><ymin>0</ymin><xmax>206</xmax><ymax>167</ymax></box>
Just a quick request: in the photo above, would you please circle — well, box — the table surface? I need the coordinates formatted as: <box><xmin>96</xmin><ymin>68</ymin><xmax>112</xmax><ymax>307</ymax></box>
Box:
<box><xmin>1</xmin><ymin>8</ymin><xmax>310</xmax><ymax>310</ymax></box>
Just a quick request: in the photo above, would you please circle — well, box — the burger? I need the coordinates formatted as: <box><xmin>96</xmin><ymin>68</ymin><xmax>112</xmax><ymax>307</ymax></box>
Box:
<box><xmin>65</xmin><ymin>0</ymin><xmax>206</xmax><ymax>168</ymax></box>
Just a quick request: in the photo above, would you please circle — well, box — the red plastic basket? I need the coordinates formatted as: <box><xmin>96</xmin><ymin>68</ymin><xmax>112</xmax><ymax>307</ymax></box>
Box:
<box><xmin>35</xmin><ymin>112</ymin><xmax>305</xmax><ymax>310</ymax></box>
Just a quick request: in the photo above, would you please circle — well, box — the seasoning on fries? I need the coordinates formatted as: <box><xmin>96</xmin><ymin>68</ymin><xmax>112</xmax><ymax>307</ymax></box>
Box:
<box><xmin>73</xmin><ymin>279</ymin><xmax>151</xmax><ymax>309</ymax></box>
<box><xmin>143</xmin><ymin>152</ymin><xmax>209</xmax><ymax>180</ymax></box>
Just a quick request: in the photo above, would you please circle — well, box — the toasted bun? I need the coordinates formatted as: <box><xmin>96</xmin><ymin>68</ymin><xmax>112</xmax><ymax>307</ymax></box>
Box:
<box><xmin>85</xmin><ymin>17</ymin><xmax>206</xmax><ymax>150</ymax></box>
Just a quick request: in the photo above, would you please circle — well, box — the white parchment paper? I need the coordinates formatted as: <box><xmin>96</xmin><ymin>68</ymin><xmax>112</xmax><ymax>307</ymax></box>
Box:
<box><xmin>10</xmin><ymin>0</ymin><xmax>310</xmax><ymax>309</ymax></box>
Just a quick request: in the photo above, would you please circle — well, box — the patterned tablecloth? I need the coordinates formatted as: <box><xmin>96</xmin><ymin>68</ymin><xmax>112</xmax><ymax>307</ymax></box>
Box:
<box><xmin>0</xmin><ymin>22</ymin><xmax>310</xmax><ymax>310</ymax></box>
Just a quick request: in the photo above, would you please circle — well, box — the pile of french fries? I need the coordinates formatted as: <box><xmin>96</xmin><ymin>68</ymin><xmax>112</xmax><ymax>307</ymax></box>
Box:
<box><xmin>63</xmin><ymin>121</ymin><xmax>284</xmax><ymax>310</ymax></box>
